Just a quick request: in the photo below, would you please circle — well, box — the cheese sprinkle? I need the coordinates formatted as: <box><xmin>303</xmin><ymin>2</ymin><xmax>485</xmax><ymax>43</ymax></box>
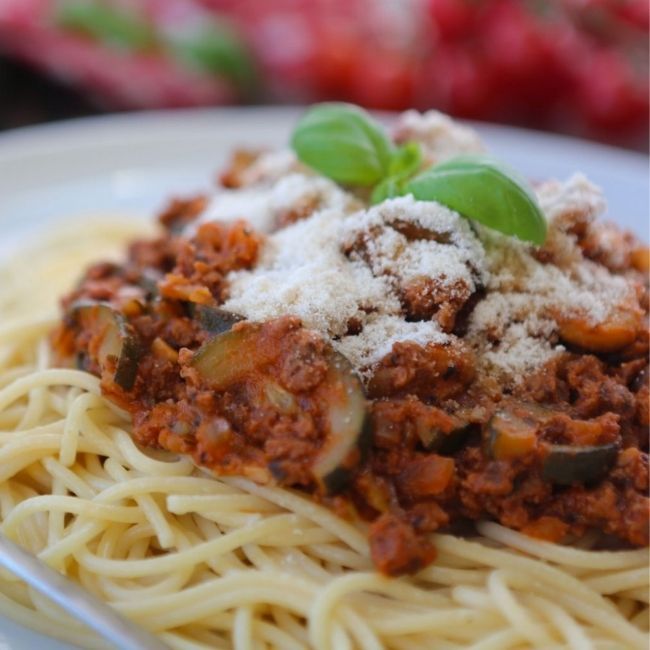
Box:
<box><xmin>187</xmin><ymin>112</ymin><xmax>636</xmax><ymax>386</ymax></box>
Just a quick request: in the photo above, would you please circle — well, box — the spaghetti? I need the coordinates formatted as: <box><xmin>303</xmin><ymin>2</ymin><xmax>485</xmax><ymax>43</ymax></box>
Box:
<box><xmin>0</xmin><ymin>220</ymin><xmax>647</xmax><ymax>650</ymax></box>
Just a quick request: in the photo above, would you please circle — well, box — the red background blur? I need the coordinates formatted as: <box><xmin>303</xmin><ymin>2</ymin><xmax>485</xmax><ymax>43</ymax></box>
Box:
<box><xmin>0</xmin><ymin>0</ymin><xmax>648</xmax><ymax>149</ymax></box>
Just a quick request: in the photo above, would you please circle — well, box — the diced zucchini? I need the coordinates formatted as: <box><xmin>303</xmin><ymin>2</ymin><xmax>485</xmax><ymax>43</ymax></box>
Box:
<box><xmin>485</xmin><ymin>402</ymin><xmax>619</xmax><ymax>484</ymax></box>
<box><xmin>557</xmin><ymin>312</ymin><xmax>638</xmax><ymax>353</ymax></box>
<box><xmin>263</xmin><ymin>381</ymin><xmax>298</xmax><ymax>414</ymax></box>
<box><xmin>72</xmin><ymin>301</ymin><xmax>142</xmax><ymax>390</ymax></box>
<box><xmin>137</xmin><ymin>269</ymin><xmax>161</xmax><ymax>299</ymax></box>
<box><xmin>416</xmin><ymin>418</ymin><xmax>469</xmax><ymax>454</ymax></box>
<box><xmin>313</xmin><ymin>351</ymin><xmax>369</xmax><ymax>494</ymax></box>
<box><xmin>542</xmin><ymin>444</ymin><xmax>618</xmax><ymax>485</ymax></box>
<box><xmin>486</xmin><ymin>410</ymin><xmax>538</xmax><ymax>460</ymax></box>
<box><xmin>191</xmin><ymin>324</ymin><xmax>265</xmax><ymax>391</ymax></box>
<box><xmin>189</xmin><ymin>304</ymin><xmax>243</xmax><ymax>335</ymax></box>
<box><xmin>190</xmin><ymin>324</ymin><xmax>368</xmax><ymax>493</ymax></box>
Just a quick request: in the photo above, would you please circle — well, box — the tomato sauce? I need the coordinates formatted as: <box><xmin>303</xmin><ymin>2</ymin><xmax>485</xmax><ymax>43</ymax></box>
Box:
<box><xmin>53</xmin><ymin>176</ymin><xmax>649</xmax><ymax>576</ymax></box>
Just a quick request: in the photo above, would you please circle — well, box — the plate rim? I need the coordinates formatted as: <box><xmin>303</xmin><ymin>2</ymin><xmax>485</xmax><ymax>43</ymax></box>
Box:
<box><xmin>0</xmin><ymin>105</ymin><xmax>647</xmax><ymax>650</ymax></box>
<box><xmin>1</xmin><ymin>105</ymin><xmax>648</xmax><ymax>168</ymax></box>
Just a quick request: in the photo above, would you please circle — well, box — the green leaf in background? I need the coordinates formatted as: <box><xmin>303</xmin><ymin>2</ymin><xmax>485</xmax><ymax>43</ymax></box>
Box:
<box><xmin>170</xmin><ymin>21</ymin><xmax>257</xmax><ymax>94</ymax></box>
<box><xmin>371</xmin><ymin>141</ymin><xmax>423</xmax><ymax>203</ymax></box>
<box><xmin>56</xmin><ymin>1</ymin><xmax>156</xmax><ymax>52</ymax></box>
<box><xmin>407</xmin><ymin>155</ymin><xmax>547</xmax><ymax>245</ymax></box>
<box><xmin>291</xmin><ymin>103</ymin><xmax>394</xmax><ymax>186</ymax></box>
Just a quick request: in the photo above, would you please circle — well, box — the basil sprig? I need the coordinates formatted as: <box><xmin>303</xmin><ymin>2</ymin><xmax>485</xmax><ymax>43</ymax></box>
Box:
<box><xmin>407</xmin><ymin>155</ymin><xmax>547</xmax><ymax>245</ymax></box>
<box><xmin>291</xmin><ymin>103</ymin><xmax>547</xmax><ymax>245</ymax></box>
<box><xmin>290</xmin><ymin>103</ymin><xmax>394</xmax><ymax>186</ymax></box>
<box><xmin>371</xmin><ymin>141</ymin><xmax>423</xmax><ymax>204</ymax></box>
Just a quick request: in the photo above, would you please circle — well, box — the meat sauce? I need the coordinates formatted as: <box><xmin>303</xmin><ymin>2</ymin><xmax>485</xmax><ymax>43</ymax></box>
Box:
<box><xmin>53</xmin><ymin>169</ymin><xmax>650</xmax><ymax>577</ymax></box>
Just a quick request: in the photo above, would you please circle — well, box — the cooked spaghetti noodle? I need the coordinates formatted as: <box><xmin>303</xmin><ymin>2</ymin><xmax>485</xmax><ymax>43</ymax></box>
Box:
<box><xmin>0</xmin><ymin>220</ymin><xmax>647</xmax><ymax>650</ymax></box>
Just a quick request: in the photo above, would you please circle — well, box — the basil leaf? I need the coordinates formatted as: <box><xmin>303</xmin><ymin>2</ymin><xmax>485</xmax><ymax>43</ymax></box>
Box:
<box><xmin>291</xmin><ymin>103</ymin><xmax>394</xmax><ymax>186</ymax></box>
<box><xmin>56</xmin><ymin>1</ymin><xmax>156</xmax><ymax>52</ymax></box>
<box><xmin>388</xmin><ymin>141</ymin><xmax>422</xmax><ymax>178</ymax></box>
<box><xmin>170</xmin><ymin>21</ymin><xmax>257</xmax><ymax>93</ymax></box>
<box><xmin>371</xmin><ymin>177</ymin><xmax>402</xmax><ymax>204</ymax></box>
<box><xmin>407</xmin><ymin>155</ymin><xmax>547</xmax><ymax>245</ymax></box>
<box><xmin>370</xmin><ymin>142</ymin><xmax>422</xmax><ymax>204</ymax></box>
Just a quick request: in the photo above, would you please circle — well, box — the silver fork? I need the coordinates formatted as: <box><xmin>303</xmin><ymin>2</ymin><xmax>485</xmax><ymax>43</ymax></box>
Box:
<box><xmin>0</xmin><ymin>533</ymin><xmax>169</xmax><ymax>650</ymax></box>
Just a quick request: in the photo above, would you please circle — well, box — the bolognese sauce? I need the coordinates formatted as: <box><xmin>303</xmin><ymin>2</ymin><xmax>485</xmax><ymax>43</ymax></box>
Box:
<box><xmin>53</xmin><ymin>111</ymin><xmax>649</xmax><ymax>577</ymax></box>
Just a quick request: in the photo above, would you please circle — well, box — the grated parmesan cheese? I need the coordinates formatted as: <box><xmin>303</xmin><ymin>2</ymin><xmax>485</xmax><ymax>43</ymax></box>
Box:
<box><xmin>196</xmin><ymin>172</ymin><xmax>358</xmax><ymax>234</ymax></box>
<box><xmin>466</xmin><ymin>175</ymin><xmax>636</xmax><ymax>384</ymax></box>
<box><xmin>223</xmin><ymin>195</ymin><xmax>488</xmax><ymax>378</ymax></box>
<box><xmin>393</xmin><ymin>109</ymin><xmax>484</xmax><ymax>163</ymax></box>
<box><xmin>238</xmin><ymin>149</ymin><xmax>299</xmax><ymax>187</ymax></box>
<box><xmin>537</xmin><ymin>173</ymin><xmax>606</xmax><ymax>225</ymax></box>
<box><xmin>336</xmin><ymin>314</ymin><xmax>448</xmax><ymax>373</ymax></box>
<box><xmin>223</xmin><ymin>205</ymin><xmax>397</xmax><ymax>339</ymax></box>
<box><xmin>341</xmin><ymin>196</ymin><xmax>488</xmax><ymax>293</ymax></box>
<box><xmin>192</xmin><ymin>111</ymin><xmax>639</xmax><ymax>387</ymax></box>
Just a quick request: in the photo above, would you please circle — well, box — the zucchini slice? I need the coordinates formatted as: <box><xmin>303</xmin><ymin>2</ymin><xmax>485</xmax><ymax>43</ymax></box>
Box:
<box><xmin>190</xmin><ymin>324</ymin><xmax>368</xmax><ymax>493</ymax></box>
<box><xmin>416</xmin><ymin>418</ymin><xmax>469</xmax><ymax>454</ymax></box>
<box><xmin>486</xmin><ymin>410</ymin><xmax>538</xmax><ymax>460</ymax></box>
<box><xmin>542</xmin><ymin>444</ymin><xmax>618</xmax><ymax>485</ymax></box>
<box><xmin>72</xmin><ymin>302</ymin><xmax>142</xmax><ymax>390</ymax></box>
<box><xmin>137</xmin><ymin>269</ymin><xmax>162</xmax><ymax>299</ymax></box>
<box><xmin>189</xmin><ymin>304</ymin><xmax>243</xmax><ymax>335</ymax></box>
<box><xmin>313</xmin><ymin>351</ymin><xmax>369</xmax><ymax>494</ymax></box>
<box><xmin>190</xmin><ymin>324</ymin><xmax>266</xmax><ymax>391</ymax></box>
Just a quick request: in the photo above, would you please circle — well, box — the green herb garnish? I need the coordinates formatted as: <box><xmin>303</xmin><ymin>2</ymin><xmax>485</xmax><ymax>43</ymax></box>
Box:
<box><xmin>291</xmin><ymin>103</ymin><xmax>547</xmax><ymax>244</ymax></box>
<box><xmin>407</xmin><ymin>155</ymin><xmax>547</xmax><ymax>245</ymax></box>
<box><xmin>290</xmin><ymin>103</ymin><xmax>394</xmax><ymax>186</ymax></box>
<box><xmin>371</xmin><ymin>141</ymin><xmax>423</xmax><ymax>204</ymax></box>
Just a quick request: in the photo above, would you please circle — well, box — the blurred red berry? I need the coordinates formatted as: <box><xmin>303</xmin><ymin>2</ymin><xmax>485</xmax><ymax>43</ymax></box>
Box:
<box><xmin>0</xmin><ymin>0</ymin><xmax>646</xmax><ymax>147</ymax></box>
<box><xmin>574</xmin><ymin>48</ymin><xmax>649</xmax><ymax>131</ymax></box>
<box><xmin>426</xmin><ymin>0</ymin><xmax>476</xmax><ymax>40</ymax></box>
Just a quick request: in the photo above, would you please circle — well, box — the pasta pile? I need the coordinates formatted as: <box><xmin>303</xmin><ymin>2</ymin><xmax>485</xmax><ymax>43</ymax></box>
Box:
<box><xmin>0</xmin><ymin>221</ymin><xmax>647</xmax><ymax>650</ymax></box>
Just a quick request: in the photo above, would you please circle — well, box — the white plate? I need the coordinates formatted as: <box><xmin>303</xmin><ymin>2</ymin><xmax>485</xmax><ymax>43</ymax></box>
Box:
<box><xmin>0</xmin><ymin>108</ymin><xmax>647</xmax><ymax>649</ymax></box>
